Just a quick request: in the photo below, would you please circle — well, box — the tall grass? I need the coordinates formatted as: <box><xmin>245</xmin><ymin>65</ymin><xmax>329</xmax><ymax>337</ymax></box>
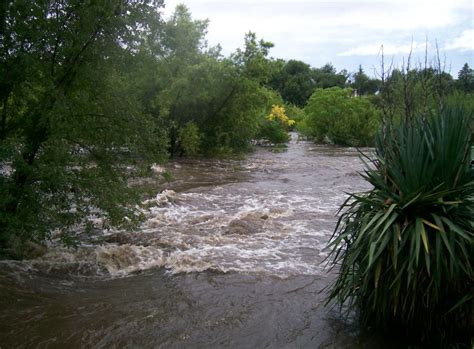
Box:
<box><xmin>327</xmin><ymin>107</ymin><xmax>473</xmax><ymax>346</ymax></box>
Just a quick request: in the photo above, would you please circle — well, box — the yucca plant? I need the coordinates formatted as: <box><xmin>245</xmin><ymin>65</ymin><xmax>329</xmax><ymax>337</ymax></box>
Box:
<box><xmin>327</xmin><ymin>107</ymin><xmax>473</xmax><ymax>346</ymax></box>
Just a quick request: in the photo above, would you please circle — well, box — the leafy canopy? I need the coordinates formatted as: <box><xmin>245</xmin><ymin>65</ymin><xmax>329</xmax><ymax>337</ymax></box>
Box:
<box><xmin>0</xmin><ymin>0</ymin><xmax>167</xmax><ymax>253</ymax></box>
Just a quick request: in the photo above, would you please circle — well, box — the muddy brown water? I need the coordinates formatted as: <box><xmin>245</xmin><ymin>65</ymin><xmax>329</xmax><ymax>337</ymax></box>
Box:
<box><xmin>0</xmin><ymin>135</ymin><xmax>396</xmax><ymax>348</ymax></box>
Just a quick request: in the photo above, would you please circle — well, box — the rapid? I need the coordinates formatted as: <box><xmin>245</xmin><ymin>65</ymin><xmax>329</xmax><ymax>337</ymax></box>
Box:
<box><xmin>0</xmin><ymin>134</ymin><xmax>395</xmax><ymax>348</ymax></box>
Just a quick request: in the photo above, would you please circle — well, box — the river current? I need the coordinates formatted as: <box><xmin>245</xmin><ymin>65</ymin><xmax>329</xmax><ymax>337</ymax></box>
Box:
<box><xmin>0</xmin><ymin>135</ymin><xmax>395</xmax><ymax>348</ymax></box>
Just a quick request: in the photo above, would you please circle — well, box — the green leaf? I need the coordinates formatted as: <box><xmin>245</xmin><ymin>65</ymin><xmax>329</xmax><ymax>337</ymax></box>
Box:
<box><xmin>420</xmin><ymin>219</ymin><xmax>430</xmax><ymax>253</ymax></box>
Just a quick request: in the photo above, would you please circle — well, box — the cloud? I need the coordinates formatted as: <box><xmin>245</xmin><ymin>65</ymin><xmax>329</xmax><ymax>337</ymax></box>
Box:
<box><xmin>444</xmin><ymin>30</ymin><xmax>474</xmax><ymax>51</ymax></box>
<box><xmin>164</xmin><ymin>0</ymin><xmax>471</xmax><ymax>4</ymax></box>
<box><xmin>164</xmin><ymin>1</ymin><xmax>465</xmax><ymax>32</ymax></box>
<box><xmin>338</xmin><ymin>42</ymin><xmax>428</xmax><ymax>56</ymax></box>
<box><xmin>162</xmin><ymin>0</ymin><xmax>473</xmax><ymax>73</ymax></box>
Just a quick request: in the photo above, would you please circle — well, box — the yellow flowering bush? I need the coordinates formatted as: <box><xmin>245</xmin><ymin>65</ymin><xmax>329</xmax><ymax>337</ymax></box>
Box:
<box><xmin>266</xmin><ymin>105</ymin><xmax>295</xmax><ymax>129</ymax></box>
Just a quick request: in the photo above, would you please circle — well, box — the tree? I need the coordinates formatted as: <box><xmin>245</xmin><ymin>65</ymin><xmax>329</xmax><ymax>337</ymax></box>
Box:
<box><xmin>231</xmin><ymin>31</ymin><xmax>275</xmax><ymax>84</ymax></box>
<box><xmin>0</xmin><ymin>0</ymin><xmax>167</xmax><ymax>254</ymax></box>
<box><xmin>350</xmin><ymin>65</ymin><xmax>379</xmax><ymax>95</ymax></box>
<box><xmin>161</xmin><ymin>4</ymin><xmax>209</xmax><ymax>66</ymax></box>
<box><xmin>456</xmin><ymin>63</ymin><xmax>474</xmax><ymax>92</ymax></box>
<box><xmin>140</xmin><ymin>4</ymin><xmax>212</xmax><ymax>155</ymax></box>
<box><xmin>268</xmin><ymin>60</ymin><xmax>315</xmax><ymax>107</ymax></box>
<box><xmin>312</xmin><ymin>63</ymin><xmax>348</xmax><ymax>89</ymax></box>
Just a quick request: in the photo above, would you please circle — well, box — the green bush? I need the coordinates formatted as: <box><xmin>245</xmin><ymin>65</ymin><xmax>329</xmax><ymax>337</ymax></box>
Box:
<box><xmin>327</xmin><ymin>108</ymin><xmax>473</xmax><ymax>346</ymax></box>
<box><xmin>256</xmin><ymin>120</ymin><xmax>290</xmax><ymax>144</ymax></box>
<box><xmin>178</xmin><ymin>122</ymin><xmax>202</xmax><ymax>156</ymax></box>
<box><xmin>303</xmin><ymin>87</ymin><xmax>380</xmax><ymax>146</ymax></box>
<box><xmin>284</xmin><ymin>103</ymin><xmax>305</xmax><ymax>129</ymax></box>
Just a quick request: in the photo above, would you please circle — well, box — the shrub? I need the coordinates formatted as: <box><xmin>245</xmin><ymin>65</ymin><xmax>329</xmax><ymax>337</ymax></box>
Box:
<box><xmin>284</xmin><ymin>103</ymin><xmax>306</xmax><ymax>129</ymax></box>
<box><xmin>303</xmin><ymin>87</ymin><xmax>380</xmax><ymax>146</ymax></box>
<box><xmin>265</xmin><ymin>104</ymin><xmax>295</xmax><ymax>129</ymax></box>
<box><xmin>178</xmin><ymin>122</ymin><xmax>202</xmax><ymax>156</ymax></box>
<box><xmin>327</xmin><ymin>107</ymin><xmax>474</xmax><ymax>346</ymax></box>
<box><xmin>257</xmin><ymin>120</ymin><xmax>290</xmax><ymax>144</ymax></box>
<box><xmin>255</xmin><ymin>104</ymin><xmax>294</xmax><ymax>144</ymax></box>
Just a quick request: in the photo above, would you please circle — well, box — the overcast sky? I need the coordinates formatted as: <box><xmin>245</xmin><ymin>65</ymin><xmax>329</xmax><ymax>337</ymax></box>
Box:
<box><xmin>162</xmin><ymin>0</ymin><xmax>473</xmax><ymax>77</ymax></box>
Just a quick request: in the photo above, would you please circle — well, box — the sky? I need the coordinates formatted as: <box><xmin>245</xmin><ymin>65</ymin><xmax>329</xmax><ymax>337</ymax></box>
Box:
<box><xmin>162</xmin><ymin>0</ymin><xmax>474</xmax><ymax>77</ymax></box>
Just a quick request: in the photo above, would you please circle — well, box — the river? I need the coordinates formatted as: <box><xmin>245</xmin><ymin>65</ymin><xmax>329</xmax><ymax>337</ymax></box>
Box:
<box><xmin>0</xmin><ymin>134</ymin><xmax>395</xmax><ymax>348</ymax></box>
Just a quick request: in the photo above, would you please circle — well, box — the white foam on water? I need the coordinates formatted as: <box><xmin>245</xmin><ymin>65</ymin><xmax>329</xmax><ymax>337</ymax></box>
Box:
<box><xmin>29</xmin><ymin>144</ymin><xmax>369</xmax><ymax>279</ymax></box>
<box><xmin>30</xmin><ymin>185</ymin><xmax>342</xmax><ymax>278</ymax></box>
<box><xmin>27</xmin><ymin>245</ymin><xmax>166</xmax><ymax>277</ymax></box>
<box><xmin>94</xmin><ymin>245</ymin><xmax>165</xmax><ymax>276</ymax></box>
<box><xmin>123</xmin><ymin>186</ymin><xmax>343</xmax><ymax>278</ymax></box>
<box><xmin>150</xmin><ymin>163</ymin><xmax>165</xmax><ymax>174</ymax></box>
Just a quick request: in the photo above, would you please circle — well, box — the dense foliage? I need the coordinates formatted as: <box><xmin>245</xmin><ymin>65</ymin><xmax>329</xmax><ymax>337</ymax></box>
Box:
<box><xmin>0</xmin><ymin>0</ymin><xmax>169</xmax><ymax>254</ymax></box>
<box><xmin>0</xmin><ymin>2</ymin><xmax>296</xmax><ymax>252</ymax></box>
<box><xmin>301</xmin><ymin>87</ymin><xmax>380</xmax><ymax>146</ymax></box>
<box><xmin>257</xmin><ymin>104</ymin><xmax>295</xmax><ymax>144</ymax></box>
<box><xmin>268</xmin><ymin>61</ymin><xmax>351</xmax><ymax>107</ymax></box>
<box><xmin>456</xmin><ymin>63</ymin><xmax>474</xmax><ymax>92</ymax></box>
<box><xmin>327</xmin><ymin>108</ymin><xmax>473</xmax><ymax>346</ymax></box>
<box><xmin>267</xmin><ymin>60</ymin><xmax>315</xmax><ymax>107</ymax></box>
